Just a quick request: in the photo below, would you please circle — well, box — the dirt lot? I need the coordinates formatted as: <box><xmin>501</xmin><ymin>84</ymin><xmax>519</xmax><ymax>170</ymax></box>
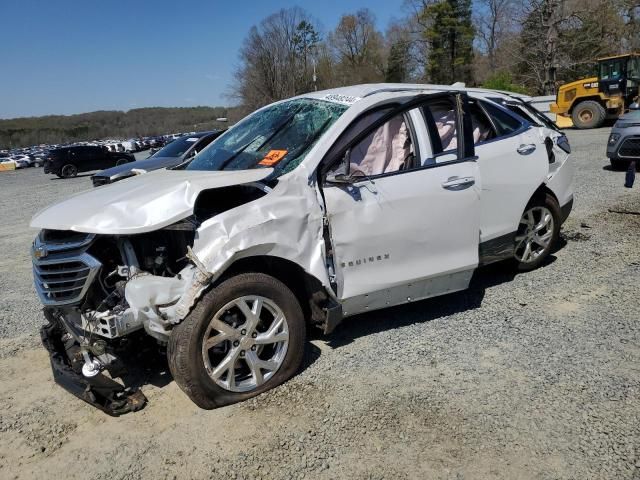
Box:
<box><xmin>0</xmin><ymin>130</ymin><xmax>639</xmax><ymax>480</ymax></box>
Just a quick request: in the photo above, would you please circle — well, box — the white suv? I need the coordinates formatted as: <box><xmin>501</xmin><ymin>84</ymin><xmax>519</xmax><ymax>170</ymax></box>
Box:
<box><xmin>31</xmin><ymin>84</ymin><xmax>573</xmax><ymax>414</ymax></box>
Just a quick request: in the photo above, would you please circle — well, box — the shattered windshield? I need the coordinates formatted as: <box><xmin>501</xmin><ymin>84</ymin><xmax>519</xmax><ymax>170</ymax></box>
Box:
<box><xmin>186</xmin><ymin>99</ymin><xmax>347</xmax><ymax>177</ymax></box>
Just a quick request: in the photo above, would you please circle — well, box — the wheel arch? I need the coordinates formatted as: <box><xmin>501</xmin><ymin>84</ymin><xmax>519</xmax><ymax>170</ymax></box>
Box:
<box><xmin>214</xmin><ymin>255</ymin><xmax>336</xmax><ymax>329</ymax></box>
<box><xmin>529</xmin><ymin>183</ymin><xmax>559</xmax><ymax>207</ymax></box>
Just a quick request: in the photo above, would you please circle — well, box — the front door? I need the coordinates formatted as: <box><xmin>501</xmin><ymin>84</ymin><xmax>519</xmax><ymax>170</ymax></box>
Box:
<box><xmin>321</xmin><ymin>93</ymin><xmax>481</xmax><ymax>316</ymax></box>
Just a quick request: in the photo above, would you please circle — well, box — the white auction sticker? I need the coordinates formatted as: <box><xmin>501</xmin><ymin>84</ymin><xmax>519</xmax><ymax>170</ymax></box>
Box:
<box><xmin>323</xmin><ymin>94</ymin><xmax>361</xmax><ymax>105</ymax></box>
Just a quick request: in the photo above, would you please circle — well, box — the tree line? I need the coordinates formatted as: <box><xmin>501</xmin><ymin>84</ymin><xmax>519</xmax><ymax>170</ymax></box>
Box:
<box><xmin>233</xmin><ymin>0</ymin><xmax>640</xmax><ymax>111</ymax></box>
<box><xmin>0</xmin><ymin>107</ymin><xmax>242</xmax><ymax>149</ymax></box>
<box><xmin>3</xmin><ymin>0</ymin><xmax>639</xmax><ymax>148</ymax></box>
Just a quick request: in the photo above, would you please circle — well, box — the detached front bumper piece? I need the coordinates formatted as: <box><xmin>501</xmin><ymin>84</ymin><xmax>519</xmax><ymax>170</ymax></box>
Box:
<box><xmin>40</xmin><ymin>313</ymin><xmax>147</xmax><ymax>417</ymax></box>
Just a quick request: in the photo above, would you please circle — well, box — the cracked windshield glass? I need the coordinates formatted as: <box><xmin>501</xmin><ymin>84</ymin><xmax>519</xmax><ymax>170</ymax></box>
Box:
<box><xmin>186</xmin><ymin>98</ymin><xmax>347</xmax><ymax>177</ymax></box>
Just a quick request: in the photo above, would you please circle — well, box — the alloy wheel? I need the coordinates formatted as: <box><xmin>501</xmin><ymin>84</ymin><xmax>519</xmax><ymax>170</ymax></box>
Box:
<box><xmin>62</xmin><ymin>164</ymin><xmax>78</xmax><ymax>178</ymax></box>
<box><xmin>201</xmin><ymin>295</ymin><xmax>289</xmax><ymax>393</ymax></box>
<box><xmin>515</xmin><ymin>206</ymin><xmax>555</xmax><ymax>264</ymax></box>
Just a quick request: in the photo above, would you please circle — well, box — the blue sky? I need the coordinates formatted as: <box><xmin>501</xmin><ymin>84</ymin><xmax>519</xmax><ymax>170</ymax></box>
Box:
<box><xmin>0</xmin><ymin>0</ymin><xmax>405</xmax><ymax>119</ymax></box>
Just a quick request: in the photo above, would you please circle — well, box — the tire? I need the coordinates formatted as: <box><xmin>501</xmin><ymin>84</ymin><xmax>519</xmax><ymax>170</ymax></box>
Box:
<box><xmin>610</xmin><ymin>158</ymin><xmax>629</xmax><ymax>170</ymax></box>
<box><xmin>168</xmin><ymin>272</ymin><xmax>306</xmax><ymax>409</ymax></box>
<box><xmin>571</xmin><ymin>100</ymin><xmax>606</xmax><ymax>129</ymax></box>
<box><xmin>514</xmin><ymin>193</ymin><xmax>561</xmax><ymax>272</ymax></box>
<box><xmin>115</xmin><ymin>158</ymin><xmax>129</xmax><ymax>166</ymax></box>
<box><xmin>60</xmin><ymin>164</ymin><xmax>78</xmax><ymax>178</ymax></box>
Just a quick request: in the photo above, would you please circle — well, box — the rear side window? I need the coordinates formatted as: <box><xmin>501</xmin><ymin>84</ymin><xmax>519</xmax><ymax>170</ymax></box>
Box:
<box><xmin>480</xmin><ymin>100</ymin><xmax>524</xmax><ymax>136</ymax></box>
<box><xmin>467</xmin><ymin>100</ymin><xmax>497</xmax><ymax>144</ymax></box>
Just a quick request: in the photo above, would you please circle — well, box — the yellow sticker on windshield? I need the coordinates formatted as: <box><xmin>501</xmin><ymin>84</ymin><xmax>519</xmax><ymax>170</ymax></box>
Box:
<box><xmin>259</xmin><ymin>149</ymin><xmax>288</xmax><ymax>166</ymax></box>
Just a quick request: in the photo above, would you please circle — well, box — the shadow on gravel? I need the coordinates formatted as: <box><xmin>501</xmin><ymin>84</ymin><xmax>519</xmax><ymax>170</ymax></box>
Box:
<box><xmin>49</xmin><ymin>173</ymin><xmax>94</xmax><ymax>180</ymax></box>
<box><xmin>603</xmin><ymin>163</ymin><xmax>639</xmax><ymax>172</ymax></box>
<box><xmin>321</xmin><ymin>262</ymin><xmax>519</xmax><ymax>349</ymax></box>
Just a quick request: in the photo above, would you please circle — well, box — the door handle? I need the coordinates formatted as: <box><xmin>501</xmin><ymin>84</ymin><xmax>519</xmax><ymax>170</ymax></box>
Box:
<box><xmin>517</xmin><ymin>144</ymin><xmax>537</xmax><ymax>155</ymax></box>
<box><xmin>441</xmin><ymin>176</ymin><xmax>475</xmax><ymax>190</ymax></box>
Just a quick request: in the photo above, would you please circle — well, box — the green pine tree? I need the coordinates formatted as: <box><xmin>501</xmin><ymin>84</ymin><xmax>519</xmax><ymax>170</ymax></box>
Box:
<box><xmin>421</xmin><ymin>0</ymin><xmax>475</xmax><ymax>84</ymax></box>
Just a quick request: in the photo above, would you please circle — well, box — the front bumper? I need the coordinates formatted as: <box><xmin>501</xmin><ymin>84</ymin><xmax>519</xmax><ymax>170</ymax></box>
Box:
<box><xmin>40</xmin><ymin>309</ymin><xmax>147</xmax><ymax>416</ymax></box>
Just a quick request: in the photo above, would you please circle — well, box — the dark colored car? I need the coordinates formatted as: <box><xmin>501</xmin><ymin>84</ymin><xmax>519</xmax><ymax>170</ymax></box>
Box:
<box><xmin>606</xmin><ymin>104</ymin><xmax>640</xmax><ymax>169</ymax></box>
<box><xmin>91</xmin><ymin>131</ymin><xmax>223</xmax><ymax>187</ymax></box>
<box><xmin>44</xmin><ymin>145</ymin><xmax>135</xmax><ymax>178</ymax></box>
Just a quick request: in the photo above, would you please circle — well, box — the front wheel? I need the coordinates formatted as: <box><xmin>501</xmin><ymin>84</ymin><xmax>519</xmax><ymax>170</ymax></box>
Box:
<box><xmin>60</xmin><ymin>164</ymin><xmax>78</xmax><ymax>178</ymax></box>
<box><xmin>115</xmin><ymin>158</ymin><xmax>129</xmax><ymax>166</ymax></box>
<box><xmin>514</xmin><ymin>193</ymin><xmax>561</xmax><ymax>271</ymax></box>
<box><xmin>571</xmin><ymin>100</ymin><xmax>605</xmax><ymax>129</ymax></box>
<box><xmin>168</xmin><ymin>273</ymin><xmax>306</xmax><ymax>409</ymax></box>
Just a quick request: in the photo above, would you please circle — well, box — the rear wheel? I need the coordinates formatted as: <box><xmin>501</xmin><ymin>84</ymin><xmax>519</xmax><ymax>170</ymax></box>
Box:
<box><xmin>514</xmin><ymin>193</ymin><xmax>561</xmax><ymax>271</ymax></box>
<box><xmin>571</xmin><ymin>100</ymin><xmax>606</xmax><ymax>129</ymax></box>
<box><xmin>168</xmin><ymin>273</ymin><xmax>306</xmax><ymax>409</ymax></box>
<box><xmin>115</xmin><ymin>158</ymin><xmax>129</xmax><ymax>166</ymax></box>
<box><xmin>60</xmin><ymin>164</ymin><xmax>78</xmax><ymax>178</ymax></box>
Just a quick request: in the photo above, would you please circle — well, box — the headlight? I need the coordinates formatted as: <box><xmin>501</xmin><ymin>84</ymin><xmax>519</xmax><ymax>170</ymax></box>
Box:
<box><xmin>608</xmin><ymin>133</ymin><xmax>620</xmax><ymax>145</ymax></box>
<box><xmin>556</xmin><ymin>135</ymin><xmax>571</xmax><ymax>153</ymax></box>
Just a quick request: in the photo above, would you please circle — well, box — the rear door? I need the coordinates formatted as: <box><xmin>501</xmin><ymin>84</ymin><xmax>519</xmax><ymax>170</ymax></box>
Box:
<box><xmin>321</xmin><ymin>93</ymin><xmax>481</xmax><ymax>316</ymax></box>
<box><xmin>470</xmin><ymin>100</ymin><xmax>548</xmax><ymax>245</ymax></box>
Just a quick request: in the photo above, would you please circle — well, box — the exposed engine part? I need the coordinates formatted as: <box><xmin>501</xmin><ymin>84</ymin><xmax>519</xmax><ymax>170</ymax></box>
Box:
<box><xmin>81</xmin><ymin>356</ymin><xmax>103</xmax><ymax>378</ymax></box>
<box><xmin>41</xmin><ymin>309</ymin><xmax>148</xmax><ymax>416</ymax></box>
<box><xmin>83</xmin><ymin>309</ymin><xmax>143</xmax><ymax>338</ymax></box>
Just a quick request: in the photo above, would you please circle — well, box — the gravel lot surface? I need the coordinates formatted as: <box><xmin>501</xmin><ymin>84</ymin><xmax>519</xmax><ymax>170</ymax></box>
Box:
<box><xmin>0</xmin><ymin>131</ymin><xmax>638</xmax><ymax>480</ymax></box>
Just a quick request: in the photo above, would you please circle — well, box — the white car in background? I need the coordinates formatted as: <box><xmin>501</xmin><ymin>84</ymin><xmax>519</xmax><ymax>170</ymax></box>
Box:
<box><xmin>30</xmin><ymin>83</ymin><xmax>573</xmax><ymax>415</ymax></box>
<box><xmin>10</xmin><ymin>154</ymin><xmax>33</xmax><ymax>168</ymax></box>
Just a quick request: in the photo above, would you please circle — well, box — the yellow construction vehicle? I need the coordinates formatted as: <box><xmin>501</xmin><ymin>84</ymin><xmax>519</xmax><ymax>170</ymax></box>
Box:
<box><xmin>550</xmin><ymin>53</ymin><xmax>640</xmax><ymax>129</ymax></box>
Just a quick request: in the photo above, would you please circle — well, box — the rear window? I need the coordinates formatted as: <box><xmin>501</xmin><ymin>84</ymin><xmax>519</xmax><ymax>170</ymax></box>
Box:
<box><xmin>480</xmin><ymin>101</ymin><xmax>525</xmax><ymax>136</ymax></box>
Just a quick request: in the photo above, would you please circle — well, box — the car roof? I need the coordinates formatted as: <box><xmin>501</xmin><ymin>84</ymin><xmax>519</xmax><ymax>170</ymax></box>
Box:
<box><xmin>300</xmin><ymin>83</ymin><xmax>532</xmax><ymax>104</ymax></box>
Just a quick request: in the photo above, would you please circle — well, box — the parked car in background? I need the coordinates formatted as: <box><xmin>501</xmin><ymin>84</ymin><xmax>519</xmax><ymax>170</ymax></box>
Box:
<box><xmin>607</xmin><ymin>103</ymin><xmax>640</xmax><ymax>169</ymax></box>
<box><xmin>44</xmin><ymin>145</ymin><xmax>135</xmax><ymax>178</ymax></box>
<box><xmin>10</xmin><ymin>154</ymin><xmax>33</xmax><ymax>168</ymax></box>
<box><xmin>91</xmin><ymin>130</ymin><xmax>224</xmax><ymax>186</ymax></box>
<box><xmin>31</xmin><ymin>84</ymin><xmax>573</xmax><ymax>414</ymax></box>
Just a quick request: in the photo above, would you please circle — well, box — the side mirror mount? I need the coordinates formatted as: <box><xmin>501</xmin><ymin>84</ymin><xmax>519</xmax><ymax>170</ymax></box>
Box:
<box><xmin>325</xmin><ymin>149</ymin><xmax>352</xmax><ymax>184</ymax></box>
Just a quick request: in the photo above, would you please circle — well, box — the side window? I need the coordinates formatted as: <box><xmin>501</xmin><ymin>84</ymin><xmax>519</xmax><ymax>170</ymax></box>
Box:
<box><xmin>467</xmin><ymin>100</ymin><xmax>496</xmax><ymax>144</ymax></box>
<box><xmin>480</xmin><ymin>100</ymin><xmax>524</xmax><ymax>137</ymax></box>
<box><xmin>349</xmin><ymin>113</ymin><xmax>414</xmax><ymax>177</ymax></box>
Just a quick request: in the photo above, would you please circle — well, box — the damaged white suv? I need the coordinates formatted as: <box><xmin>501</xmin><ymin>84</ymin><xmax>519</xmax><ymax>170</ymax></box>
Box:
<box><xmin>31</xmin><ymin>84</ymin><xmax>573</xmax><ymax>415</ymax></box>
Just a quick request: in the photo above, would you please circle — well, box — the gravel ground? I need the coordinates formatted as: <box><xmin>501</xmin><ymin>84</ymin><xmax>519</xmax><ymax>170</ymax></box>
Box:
<box><xmin>0</xmin><ymin>131</ymin><xmax>638</xmax><ymax>480</ymax></box>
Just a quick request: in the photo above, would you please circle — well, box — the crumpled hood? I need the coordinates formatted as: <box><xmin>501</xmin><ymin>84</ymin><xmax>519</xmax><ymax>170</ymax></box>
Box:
<box><xmin>31</xmin><ymin>168</ymin><xmax>273</xmax><ymax>234</ymax></box>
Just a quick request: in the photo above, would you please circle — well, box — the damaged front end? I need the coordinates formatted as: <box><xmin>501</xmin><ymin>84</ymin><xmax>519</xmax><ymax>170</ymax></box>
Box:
<box><xmin>32</xmin><ymin>223</ymin><xmax>200</xmax><ymax>415</ymax></box>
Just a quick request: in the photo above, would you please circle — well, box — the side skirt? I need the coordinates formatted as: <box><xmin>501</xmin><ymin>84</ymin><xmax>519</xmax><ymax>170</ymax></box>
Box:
<box><xmin>340</xmin><ymin>269</ymin><xmax>474</xmax><ymax>318</ymax></box>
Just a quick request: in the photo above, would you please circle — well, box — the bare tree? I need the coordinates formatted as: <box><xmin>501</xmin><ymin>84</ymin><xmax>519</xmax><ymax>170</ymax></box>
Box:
<box><xmin>329</xmin><ymin>9</ymin><xmax>386</xmax><ymax>84</ymax></box>
<box><xmin>233</xmin><ymin>8</ymin><xmax>322</xmax><ymax>111</ymax></box>
<box><xmin>475</xmin><ymin>0</ymin><xmax>517</xmax><ymax>70</ymax></box>
<box><xmin>515</xmin><ymin>0</ymin><xmax>627</xmax><ymax>94</ymax></box>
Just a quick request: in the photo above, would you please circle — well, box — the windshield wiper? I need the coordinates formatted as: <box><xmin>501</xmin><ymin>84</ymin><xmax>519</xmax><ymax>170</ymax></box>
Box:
<box><xmin>217</xmin><ymin>139</ymin><xmax>259</xmax><ymax>171</ymax></box>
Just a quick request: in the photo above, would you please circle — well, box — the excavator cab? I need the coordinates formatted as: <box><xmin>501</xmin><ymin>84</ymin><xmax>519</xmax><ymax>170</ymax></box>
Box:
<box><xmin>597</xmin><ymin>54</ymin><xmax>640</xmax><ymax>105</ymax></box>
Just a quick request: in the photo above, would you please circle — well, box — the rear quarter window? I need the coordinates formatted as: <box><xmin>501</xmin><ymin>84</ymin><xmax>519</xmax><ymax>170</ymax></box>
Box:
<box><xmin>480</xmin><ymin>100</ymin><xmax>525</xmax><ymax>136</ymax></box>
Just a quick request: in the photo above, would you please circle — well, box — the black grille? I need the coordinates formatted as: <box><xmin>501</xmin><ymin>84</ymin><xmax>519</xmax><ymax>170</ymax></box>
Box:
<box><xmin>619</xmin><ymin>137</ymin><xmax>640</xmax><ymax>159</ymax></box>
